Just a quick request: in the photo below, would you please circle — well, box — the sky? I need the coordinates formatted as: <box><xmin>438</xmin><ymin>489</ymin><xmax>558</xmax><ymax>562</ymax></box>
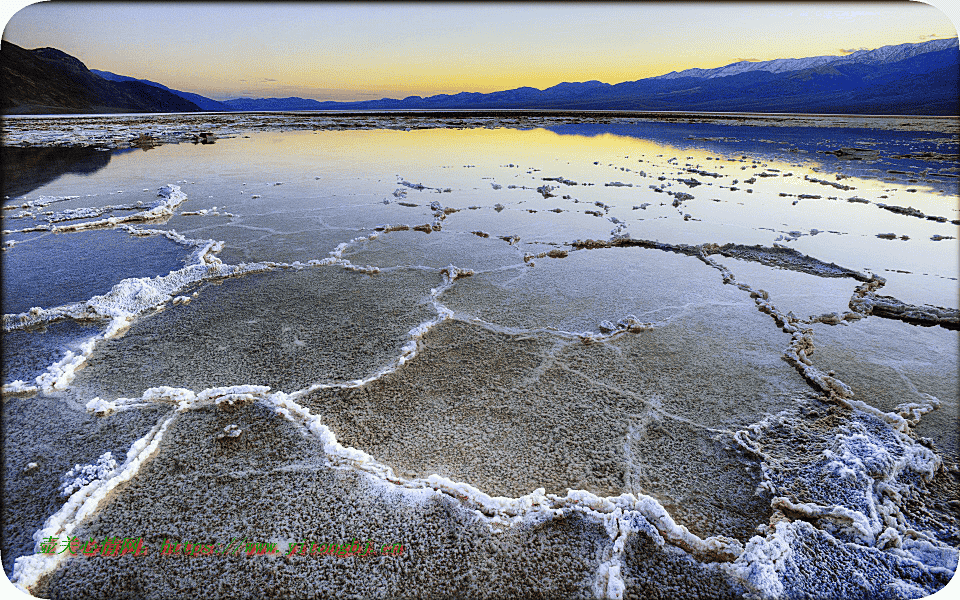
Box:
<box><xmin>1</xmin><ymin>1</ymin><xmax>958</xmax><ymax>102</ymax></box>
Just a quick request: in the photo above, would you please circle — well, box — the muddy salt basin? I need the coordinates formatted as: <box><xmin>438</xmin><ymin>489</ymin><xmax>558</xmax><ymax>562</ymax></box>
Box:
<box><xmin>2</xmin><ymin>113</ymin><xmax>958</xmax><ymax>599</ymax></box>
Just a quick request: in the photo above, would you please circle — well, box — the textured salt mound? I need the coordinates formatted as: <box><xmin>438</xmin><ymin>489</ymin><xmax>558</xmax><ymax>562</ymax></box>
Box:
<box><xmin>732</xmin><ymin>403</ymin><xmax>958</xmax><ymax>594</ymax></box>
<box><xmin>1</xmin><ymin>229</ymin><xmax>193</xmax><ymax>315</ymax></box>
<box><xmin>37</xmin><ymin>401</ymin><xmax>610</xmax><ymax>599</ymax></box>
<box><xmin>1</xmin><ymin>320</ymin><xmax>101</xmax><ymax>386</ymax></box>
<box><xmin>1</xmin><ymin>395</ymin><xmax>171</xmax><ymax>576</ymax></box>
<box><xmin>809</xmin><ymin>319</ymin><xmax>959</xmax><ymax>463</ymax></box>
<box><xmin>775</xmin><ymin>520</ymin><xmax>954</xmax><ymax>599</ymax></box>
<box><xmin>68</xmin><ymin>267</ymin><xmax>441</xmax><ymax>397</ymax></box>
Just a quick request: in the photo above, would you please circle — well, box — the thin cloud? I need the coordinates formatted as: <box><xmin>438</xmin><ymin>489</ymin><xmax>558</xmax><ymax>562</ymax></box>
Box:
<box><xmin>838</xmin><ymin>47</ymin><xmax>868</xmax><ymax>55</ymax></box>
<box><xmin>736</xmin><ymin>57</ymin><xmax>762</xmax><ymax>62</ymax></box>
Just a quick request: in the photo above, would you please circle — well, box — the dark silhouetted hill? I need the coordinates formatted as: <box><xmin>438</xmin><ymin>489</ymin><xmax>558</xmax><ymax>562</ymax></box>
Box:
<box><xmin>1</xmin><ymin>41</ymin><xmax>203</xmax><ymax>114</ymax></box>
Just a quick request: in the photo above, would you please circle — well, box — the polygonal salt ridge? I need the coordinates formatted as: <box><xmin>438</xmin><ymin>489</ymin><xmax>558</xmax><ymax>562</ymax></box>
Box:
<box><xmin>372</xmin><ymin>223</ymin><xmax>412</xmax><ymax>233</ymax></box>
<box><xmin>261</xmin><ymin>389</ymin><xmax>745</xmax><ymax>566</ymax></box>
<box><xmin>594</xmin><ymin>509</ymin><xmax>667</xmax><ymax>599</ymax></box>
<box><xmin>0</xmin><ymin>379</ymin><xmax>39</xmax><ymax>396</ymax></box>
<box><xmin>121</xmin><ymin>225</ymin><xmax>225</xmax><ymax>266</ymax></box>
<box><xmin>88</xmin><ymin>385</ymin><xmax>275</xmax><ymax>414</ymax></box>
<box><xmin>522</xmin><ymin>248</ymin><xmax>570</xmax><ymax>263</ymax></box>
<box><xmin>805</xmin><ymin>311</ymin><xmax>864</xmax><ymax>325</ymax></box>
<box><xmin>698</xmin><ymin>250</ymin><xmax>865</xmax><ymax>402</ymax></box>
<box><xmin>1</xmin><ymin>223</ymin><xmax>54</xmax><ymax>235</ymax></box>
<box><xmin>706</xmin><ymin>244</ymin><xmax>871</xmax><ymax>282</ymax></box>
<box><xmin>891</xmin><ymin>395</ymin><xmax>942</xmax><ymax>430</ymax></box>
<box><xmin>573</xmin><ymin>238</ymin><xmax>872</xmax><ymax>289</ymax></box>
<box><xmin>2</xmin><ymin>333</ymin><xmax>101</xmax><ymax>395</ymax></box>
<box><xmin>10</xmin><ymin>413</ymin><xmax>175</xmax><ymax>596</ymax></box>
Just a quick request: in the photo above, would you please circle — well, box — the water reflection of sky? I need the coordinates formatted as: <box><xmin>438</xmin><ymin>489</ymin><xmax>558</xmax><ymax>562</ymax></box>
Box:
<box><xmin>4</xmin><ymin>124</ymin><xmax>957</xmax><ymax>310</ymax></box>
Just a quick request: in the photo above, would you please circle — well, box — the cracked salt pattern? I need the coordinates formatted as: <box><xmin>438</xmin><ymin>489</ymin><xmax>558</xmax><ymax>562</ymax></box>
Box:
<box><xmin>2</xmin><ymin>114</ymin><xmax>958</xmax><ymax>599</ymax></box>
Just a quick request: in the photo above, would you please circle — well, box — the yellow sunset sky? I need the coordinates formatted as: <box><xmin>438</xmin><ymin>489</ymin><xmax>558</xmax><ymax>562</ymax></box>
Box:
<box><xmin>2</xmin><ymin>2</ymin><xmax>958</xmax><ymax>102</ymax></box>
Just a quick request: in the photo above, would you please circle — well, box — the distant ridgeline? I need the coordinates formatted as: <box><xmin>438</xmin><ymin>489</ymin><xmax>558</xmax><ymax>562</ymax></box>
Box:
<box><xmin>2</xmin><ymin>38</ymin><xmax>957</xmax><ymax>115</ymax></box>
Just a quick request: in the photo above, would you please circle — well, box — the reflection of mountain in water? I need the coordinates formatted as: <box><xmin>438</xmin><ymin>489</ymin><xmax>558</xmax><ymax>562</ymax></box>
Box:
<box><xmin>1</xmin><ymin>146</ymin><xmax>129</xmax><ymax>200</ymax></box>
<box><xmin>543</xmin><ymin>122</ymin><xmax>960</xmax><ymax>187</ymax></box>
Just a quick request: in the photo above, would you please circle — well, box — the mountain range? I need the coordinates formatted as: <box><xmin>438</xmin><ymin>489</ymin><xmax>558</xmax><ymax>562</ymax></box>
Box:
<box><xmin>2</xmin><ymin>37</ymin><xmax>957</xmax><ymax>115</ymax></box>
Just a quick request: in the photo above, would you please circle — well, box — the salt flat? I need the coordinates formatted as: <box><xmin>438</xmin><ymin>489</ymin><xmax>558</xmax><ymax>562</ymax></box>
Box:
<box><xmin>2</xmin><ymin>113</ymin><xmax>957</xmax><ymax>598</ymax></box>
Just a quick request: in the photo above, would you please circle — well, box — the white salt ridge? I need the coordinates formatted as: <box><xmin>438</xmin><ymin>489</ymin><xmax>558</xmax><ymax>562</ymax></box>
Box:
<box><xmin>2</xmin><ymin>222</ymin><xmax>256</xmax><ymax>395</ymax></box>
<box><xmin>43</xmin><ymin>204</ymin><xmax>140</xmax><ymax>223</ymax></box>
<box><xmin>594</xmin><ymin>509</ymin><xmax>668</xmax><ymax>599</ymax></box>
<box><xmin>309</xmin><ymin>235</ymin><xmax>381</xmax><ymax>274</ymax></box>
<box><xmin>2</xmin><ymin>223</ymin><xmax>53</xmax><ymax>235</ymax></box>
<box><xmin>257</xmin><ymin>388</ymin><xmax>744</xmax><ymax>564</ymax></box>
<box><xmin>86</xmin><ymin>385</ymin><xmax>274</xmax><ymax>415</ymax></box>
<box><xmin>48</xmin><ymin>185</ymin><xmax>187</xmax><ymax>233</ymax></box>
<box><xmin>704</xmin><ymin>253</ymin><xmax>948</xmax><ymax>436</ymax></box>
<box><xmin>3</xmin><ymin>195</ymin><xmax>80</xmax><ymax>210</ymax></box>
<box><xmin>34</xmin><ymin>337</ymin><xmax>98</xmax><ymax>391</ymax></box>
<box><xmin>11</xmin><ymin>414</ymin><xmax>175</xmax><ymax>594</ymax></box>
<box><xmin>2</xmin><ymin>335</ymin><xmax>99</xmax><ymax>396</ymax></box>
<box><xmin>4</xmin><ymin>246</ymin><xmax>242</xmax><ymax>335</ymax></box>
<box><xmin>4</xmin><ymin>189</ymin><xmax>186</xmax><ymax>235</ymax></box>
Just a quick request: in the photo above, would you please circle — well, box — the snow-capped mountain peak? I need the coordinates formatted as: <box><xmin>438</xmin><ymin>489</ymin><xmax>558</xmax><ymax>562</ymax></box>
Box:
<box><xmin>656</xmin><ymin>37</ymin><xmax>958</xmax><ymax>80</ymax></box>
